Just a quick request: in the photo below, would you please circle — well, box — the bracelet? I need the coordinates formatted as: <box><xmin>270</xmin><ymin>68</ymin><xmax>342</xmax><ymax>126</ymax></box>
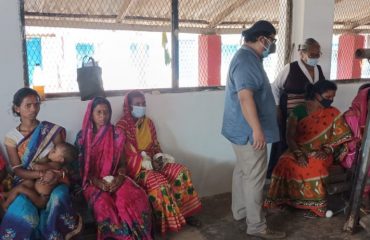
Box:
<box><xmin>11</xmin><ymin>164</ymin><xmax>23</xmax><ymax>171</ymax></box>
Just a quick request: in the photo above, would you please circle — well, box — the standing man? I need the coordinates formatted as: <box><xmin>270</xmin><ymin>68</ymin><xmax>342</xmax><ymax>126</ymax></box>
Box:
<box><xmin>222</xmin><ymin>20</ymin><xmax>286</xmax><ymax>239</ymax></box>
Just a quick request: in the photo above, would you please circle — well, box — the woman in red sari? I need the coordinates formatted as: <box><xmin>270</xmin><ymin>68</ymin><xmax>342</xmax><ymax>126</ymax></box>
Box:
<box><xmin>76</xmin><ymin>97</ymin><xmax>152</xmax><ymax>239</ymax></box>
<box><xmin>116</xmin><ymin>91</ymin><xmax>202</xmax><ymax>234</ymax></box>
<box><xmin>264</xmin><ymin>80</ymin><xmax>352</xmax><ymax>217</ymax></box>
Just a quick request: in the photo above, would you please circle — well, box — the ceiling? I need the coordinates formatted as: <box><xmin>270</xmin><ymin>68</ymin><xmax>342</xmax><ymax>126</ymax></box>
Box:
<box><xmin>23</xmin><ymin>0</ymin><xmax>370</xmax><ymax>34</ymax></box>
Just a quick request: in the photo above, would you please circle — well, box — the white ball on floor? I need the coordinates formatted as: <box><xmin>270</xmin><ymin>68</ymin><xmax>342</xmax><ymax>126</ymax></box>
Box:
<box><xmin>326</xmin><ymin>210</ymin><xmax>333</xmax><ymax>218</ymax></box>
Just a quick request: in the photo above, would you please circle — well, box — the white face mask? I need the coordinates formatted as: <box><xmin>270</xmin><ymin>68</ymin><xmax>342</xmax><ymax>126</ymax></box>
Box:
<box><xmin>131</xmin><ymin>106</ymin><xmax>146</xmax><ymax>118</ymax></box>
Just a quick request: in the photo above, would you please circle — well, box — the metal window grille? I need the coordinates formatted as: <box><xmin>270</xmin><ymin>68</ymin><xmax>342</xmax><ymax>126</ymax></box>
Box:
<box><xmin>22</xmin><ymin>0</ymin><xmax>291</xmax><ymax>94</ymax></box>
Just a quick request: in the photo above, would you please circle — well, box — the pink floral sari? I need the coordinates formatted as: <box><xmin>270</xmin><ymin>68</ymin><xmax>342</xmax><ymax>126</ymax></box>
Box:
<box><xmin>76</xmin><ymin>97</ymin><xmax>152</xmax><ymax>240</ymax></box>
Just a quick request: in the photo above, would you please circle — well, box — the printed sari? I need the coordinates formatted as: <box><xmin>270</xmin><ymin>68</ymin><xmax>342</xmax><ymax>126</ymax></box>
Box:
<box><xmin>264</xmin><ymin>105</ymin><xmax>352</xmax><ymax>217</ymax></box>
<box><xmin>116</xmin><ymin>93</ymin><xmax>201</xmax><ymax>234</ymax></box>
<box><xmin>0</xmin><ymin>121</ymin><xmax>82</xmax><ymax>239</ymax></box>
<box><xmin>0</xmin><ymin>150</ymin><xmax>7</xmax><ymax>193</ymax></box>
<box><xmin>76</xmin><ymin>98</ymin><xmax>152</xmax><ymax>240</ymax></box>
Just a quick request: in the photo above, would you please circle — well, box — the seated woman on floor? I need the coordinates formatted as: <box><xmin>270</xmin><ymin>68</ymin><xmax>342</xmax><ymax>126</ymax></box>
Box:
<box><xmin>116</xmin><ymin>90</ymin><xmax>202</xmax><ymax>234</ymax></box>
<box><xmin>264</xmin><ymin>80</ymin><xmax>352</xmax><ymax>217</ymax></box>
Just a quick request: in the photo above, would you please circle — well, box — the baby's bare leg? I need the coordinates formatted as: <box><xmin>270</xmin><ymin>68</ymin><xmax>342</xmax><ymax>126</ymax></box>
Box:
<box><xmin>2</xmin><ymin>180</ymin><xmax>36</xmax><ymax>209</ymax></box>
<box><xmin>3</xmin><ymin>186</ymin><xmax>22</xmax><ymax>209</ymax></box>
<box><xmin>4</xmin><ymin>183</ymin><xmax>48</xmax><ymax>209</ymax></box>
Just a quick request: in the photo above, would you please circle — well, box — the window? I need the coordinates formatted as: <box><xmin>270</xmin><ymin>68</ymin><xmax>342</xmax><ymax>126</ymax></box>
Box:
<box><xmin>26</xmin><ymin>38</ymin><xmax>42</xmax><ymax>85</ymax></box>
<box><xmin>22</xmin><ymin>0</ymin><xmax>291</xmax><ymax>95</ymax></box>
<box><xmin>332</xmin><ymin>0</ymin><xmax>370</xmax><ymax>80</ymax></box>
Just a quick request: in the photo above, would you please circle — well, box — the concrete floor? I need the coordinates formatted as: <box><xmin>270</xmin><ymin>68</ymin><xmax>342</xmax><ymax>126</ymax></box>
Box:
<box><xmin>162</xmin><ymin>193</ymin><xmax>369</xmax><ymax>240</ymax></box>
<box><xmin>82</xmin><ymin>192</ymin><xmax>370</xmax><ymax>239</ymax></box>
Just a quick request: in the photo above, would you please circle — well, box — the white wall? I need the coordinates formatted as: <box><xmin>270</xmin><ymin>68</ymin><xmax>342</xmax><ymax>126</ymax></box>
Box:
<box><xmin>0</xmin><ymin>0</ymin><xmax>25</xmax><ymax>142</ymax></box>
<box><xmin>0</xmin><ymin>0</ymin><xmax>365</xmax><ymax>197</ymax></box>
<box><xmin>291</xmin><ymin>0</ymin><xmax>335</xmax><ymax>78</ymax></box>
<box><xmin>35</xmin><ymin>92</ymin><xmax>234</xmax><ymax>197</ymax></box>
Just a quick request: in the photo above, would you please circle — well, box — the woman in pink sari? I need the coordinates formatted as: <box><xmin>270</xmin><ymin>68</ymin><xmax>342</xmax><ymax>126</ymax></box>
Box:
<box><xmin>76</xmin><ymin>97</ymin><xmax>152</xmax><ymax>240</ymax></box>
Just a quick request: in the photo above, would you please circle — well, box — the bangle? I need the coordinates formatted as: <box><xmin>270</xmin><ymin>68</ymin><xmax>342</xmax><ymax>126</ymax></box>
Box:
<box><xmin>61</xmin><ymin>170</ymin><xmax>65</xmax><ymax>179</ymax></box>
<box><xmin>118</xmin><ymin>168</ymin><xmax>126</xmax><ymax>176</ymax></box>
<box><xmin>293</xmin><ymin>149</ymin><xmax>303</xmax><ymax>155</ymax></box>
<box><xmin>323</xmin><ymin>146</ymin><xmax>334</xmax><ymax>154</ymax></box>
<box><xmin>11</xmin><ymin>164</ymin><xmax>23</xmax><ymax>171</ymax></box>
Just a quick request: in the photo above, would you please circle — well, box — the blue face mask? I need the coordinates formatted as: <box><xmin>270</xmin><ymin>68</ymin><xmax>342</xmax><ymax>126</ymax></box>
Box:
<box><xmin>261</xmin><ymin>38</ymin><xmax>276</xmax><ymax>58</ymax></box>
<box><xmin>131</xmin><ymin>106</ymin><xmax>146</xmax><ymax>118</ymax></box>
<box><xmin>306</xmin><ymin>58</ymin><xmax>319</xmax><ymax>67</ymax></box>
<box><xmin>319</xmin><ymin>98</ymin><xmax>333</xmax><ymax>108</ymax></box>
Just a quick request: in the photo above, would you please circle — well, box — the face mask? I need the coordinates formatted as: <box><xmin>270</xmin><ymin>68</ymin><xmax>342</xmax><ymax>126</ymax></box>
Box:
<box><xmin>261</xmin><ymin>38</ymin><xmax>276</xmax><ymax>58</ymax></box>
<box><xmin>306</xmin><ymin>57</ymin><xmax>319</xmax><ymax>67</ymax></box>
<box><xmin>131</xmin><ymin>106</ymin><xmax>146</xmax><ymax>118</ymax></box>
<box><xmin>319</xmin><ymin>96</ymin><xmax>333</xmax><ymax>108</ymax></box>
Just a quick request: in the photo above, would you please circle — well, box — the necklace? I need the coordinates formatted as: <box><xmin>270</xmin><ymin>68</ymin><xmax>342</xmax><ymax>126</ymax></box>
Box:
<box><xmin>17</xmin><ymin>120</ymin><xmax>39</xmax><ymax>133</ymax></box>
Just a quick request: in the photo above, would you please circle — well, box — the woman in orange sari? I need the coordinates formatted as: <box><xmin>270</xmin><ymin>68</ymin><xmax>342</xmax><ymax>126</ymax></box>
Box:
<box><xmin>264</xmin><ymin>80</ymin><xmax>352</xmax><ymax>217</ymax></box>
<box><xmin>116</xmin><ymin>91</ymin><xmax>202</xmax><ymax>234</ymax></box>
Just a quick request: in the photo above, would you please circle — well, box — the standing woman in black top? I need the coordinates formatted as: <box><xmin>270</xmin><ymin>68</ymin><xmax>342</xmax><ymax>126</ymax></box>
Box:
<box><xmin>268</xmin><ymin>38</ymin><xmax>326</xmax><ymax>177</ymax></box>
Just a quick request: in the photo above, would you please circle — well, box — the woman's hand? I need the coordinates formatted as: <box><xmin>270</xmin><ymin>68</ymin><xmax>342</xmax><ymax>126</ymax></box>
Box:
<box><xmin>92</xmin><ymin>177</ymin><xmax>109</xmax><ymax>191</ymax></box>
<box><xmin>296</xmin><ymin>155</ymin><xmax>308</xmax><ymax>167</ymax></box>
<box><xmin>313</xmin><ymin>150</ymin><xmax>328</xmax><ymax>160</ymax></box>
<box><xmin>109</xmin><ymin>175</ymin><xmax>125</xmax><ymax>193</ymax></box>
<box><xmin>152</xmin><ymin>158</ymin><xmax>164</xmax><ymax>171</ymax></box>
<box><xmin>39</xmin><ymin>170</ymin><xmax>58</xmax><ymax>185</ymax></box>
<box><xmin>294</xmin><ymin>150</ymin><xmax>308</xmax><ymax>167</ymax></box>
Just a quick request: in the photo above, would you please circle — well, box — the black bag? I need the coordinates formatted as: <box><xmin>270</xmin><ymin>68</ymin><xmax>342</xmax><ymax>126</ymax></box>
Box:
<box><xmin>77</xmin><ymin>57</ymin><xmax>105</xmax><ymax>101</ymax></box>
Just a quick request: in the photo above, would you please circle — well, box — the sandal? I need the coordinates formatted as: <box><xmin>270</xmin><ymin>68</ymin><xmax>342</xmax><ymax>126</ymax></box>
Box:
<box><xmin>303</xmin><ymin>211</ymin><xmax>318</xmax><ymax>219</ymax></box>
<box><xmin>186</xmin><ymin>216</ymin><xmax>202</xmax><ymax>228</ymax></box>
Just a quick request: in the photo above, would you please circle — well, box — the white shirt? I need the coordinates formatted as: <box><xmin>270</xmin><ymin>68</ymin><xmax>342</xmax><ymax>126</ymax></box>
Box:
<box><xmin>271</xmin><ymin>59</ymin><xmax>322</xmax><ymax>105</ymax></box>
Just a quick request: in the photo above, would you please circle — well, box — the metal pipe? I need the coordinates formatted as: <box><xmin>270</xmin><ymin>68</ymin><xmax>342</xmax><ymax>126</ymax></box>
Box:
<box><xmin>344</xmin><ymin>98</ymin><xmax>370</xmax><ymax>233</ymax></box>
<box><xmin>171</xmin><ymin>0</ymin><xmax>179</xmax><ymax>89</ymax></box>
<box><xmin>19</xmin><ymin>0</ymin><xmax>30</xmax><ymax>87</ymax></box>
